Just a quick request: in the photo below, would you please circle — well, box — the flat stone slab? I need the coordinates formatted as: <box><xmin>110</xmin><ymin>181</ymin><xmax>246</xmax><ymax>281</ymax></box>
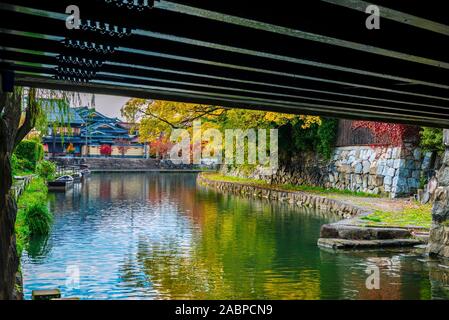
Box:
<box><xmin>32</xmin><ymin>289</ymin><xmax>61</xmax><ymax>300</ymax></box>
<box><xmin>317</xmin><ymin>238</ymin><xmax>422</xmax><ymax>250</ymax></box>
<box><xmin>320</xmin><ymin>223</ymin><xmax>413</xmax><ymax>240</ymax></box>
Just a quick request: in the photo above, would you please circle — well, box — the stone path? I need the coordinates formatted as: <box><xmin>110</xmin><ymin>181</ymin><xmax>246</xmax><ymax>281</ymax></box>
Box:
<box><xmin>324</xmin><ymin>193</ymin><xmax>413</xmax><ymax>214</ymax></box>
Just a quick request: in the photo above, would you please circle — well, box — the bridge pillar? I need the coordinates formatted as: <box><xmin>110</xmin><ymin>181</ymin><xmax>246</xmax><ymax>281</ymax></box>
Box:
<box><xmin>428</xmin><ymin>129</ymin><xmax>449</xmax><ymax>258</ymax></box>
<box><xmin>1</xmin><ymin>70</ymin><xmax>15</xmax><ymax>93</ymax></box>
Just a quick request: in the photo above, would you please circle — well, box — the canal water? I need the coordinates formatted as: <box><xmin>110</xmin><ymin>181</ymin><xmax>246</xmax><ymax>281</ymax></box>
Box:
<box><xmin>21</xmin><ymin>173</ymin><xmax>449</xmax><ymax>300</ymax></box>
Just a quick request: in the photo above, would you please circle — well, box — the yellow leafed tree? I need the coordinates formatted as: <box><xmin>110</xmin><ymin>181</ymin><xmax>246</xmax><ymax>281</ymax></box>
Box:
<box><xmin>121</xmin><ymin>99</ymin><xmax>322</xmax><ymax>143</ymax></box>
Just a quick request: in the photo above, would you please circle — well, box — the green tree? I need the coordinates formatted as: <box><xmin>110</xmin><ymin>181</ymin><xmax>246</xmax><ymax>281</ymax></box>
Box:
<box><xmin>0</xmin><ymin>87</ymin><xmax>83</xmax><ymax>299</ymax></box>
<box><xmin>420</xmin><ymin>127</ymin><xmax>444</xmax><ymax>155</ymax></box>
<box><xmin>121</xmin><ymin>99</ymin><xmax>321</xmax><ymax>144</ymax></box>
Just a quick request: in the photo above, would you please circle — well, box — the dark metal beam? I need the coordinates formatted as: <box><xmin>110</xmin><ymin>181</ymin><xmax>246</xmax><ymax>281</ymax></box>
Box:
<box><xmin>15</xmin><ymin>73</ymin><xmax>449</xmax><ymax>128</ymax></box>
<box><xmin>1</xmin><ymin>28</ymin><xmax>448</xmax><ymax>104</ymax></box>
<box><xmin>321</xmin><ymin>0</ymin><xmax>449</xmax><ymax>36</ymax></box>
<box><xmin>0</xmin><ymin>0</ymin><xmax>447</xmax><ymax>127</ymax></box>
<box><xmin>2</xmin><ymin>49</ymin><xmax>449</xmax><ymax>119</ymax></box>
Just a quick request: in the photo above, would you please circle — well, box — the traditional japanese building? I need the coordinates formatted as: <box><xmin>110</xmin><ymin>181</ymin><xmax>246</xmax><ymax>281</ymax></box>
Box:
<box><xmin>43</xmin><ymin>105</ymin><xmax>145</xmax><ymax>158</ymax></box>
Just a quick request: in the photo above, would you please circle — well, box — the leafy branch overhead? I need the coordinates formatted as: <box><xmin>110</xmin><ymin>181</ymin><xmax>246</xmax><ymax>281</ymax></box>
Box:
<box><xmin>120</xmin><ymin>98</ymin><xmax>322</xmax><ymax>144</ymax></box>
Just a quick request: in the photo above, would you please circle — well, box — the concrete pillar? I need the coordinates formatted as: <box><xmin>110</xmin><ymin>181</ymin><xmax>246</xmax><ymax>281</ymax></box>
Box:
<box><xmin>428</xmin><ymin>129</ymin><xmax>449</xmax><ymax>258</ymax></box>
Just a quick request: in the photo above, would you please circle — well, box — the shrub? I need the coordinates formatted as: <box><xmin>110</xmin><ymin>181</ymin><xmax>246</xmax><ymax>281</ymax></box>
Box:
<box><xmin>100</xmin><ymin>144</ymin><xmax>112</xmax><ymax>156</ymax></box>
<box><xmin>11</xmin><ymin>153</ymin><xmax>19</xmax><ymax>176</ymax></box>
<box><xmin>420</xmin><ymin>127</ymin><xmax>444</xmax><ymax>155</ymax></box>
<box><xmin>15</xmin><ymin>178</ymin><xmax>51</xmax><ymax>254</ymax></box>
<box><xmin>290</xmin><ymin>117</ymin><xmax>338</xmax><ymax>159</ymax></box>
<box><xmin>14</xmin><ymin>140</ymin><xmax>44</xmax><ymax>171</ymax></box>
<box><xmin>36</xmin><ymin>160</ymin><xmax>57</xmax><ymax>181</ymax></box>
<box><xmin>316</xmin><ymin>118</ymin><xmax>338</xmax><ymax>159</ymax></box>
<box><xmin>24</xmin><ymin>202</ymin><xmax>53</xmax><ymax>236</ymax></box>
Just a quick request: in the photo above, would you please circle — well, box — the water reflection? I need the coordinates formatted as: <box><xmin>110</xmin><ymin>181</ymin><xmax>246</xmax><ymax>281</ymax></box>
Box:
<box><xmin>21</xmin><ymin>173</ymin><xmax>449</xmax><ymax>299</ymax></box>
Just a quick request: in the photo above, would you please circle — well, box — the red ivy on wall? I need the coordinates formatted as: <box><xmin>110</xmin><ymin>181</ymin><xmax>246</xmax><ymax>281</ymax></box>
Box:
<box><xmin>351</xmin><ymin>121</ymin><xmax>419</xmax><ymax>146</ymax></box>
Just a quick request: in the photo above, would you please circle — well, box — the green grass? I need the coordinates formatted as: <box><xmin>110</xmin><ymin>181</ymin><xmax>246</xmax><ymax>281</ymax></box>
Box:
<box><xmin>203</xmin><ymin>173</ymin><xmax>380</xmax><ymax>198</ymax></box>
<box><xmin>15</xmin><ymin>177</ymin><xmax>51</xmax><ymax>255</ymax></box>
<box><xmin>360</xmin><ymin>203</ymin><xmax>432</xmax><ymax>229</ymax></box>
<box><xmin>205</xmin><ymin>173</ymin><xmax>269</xmax><ymax>185</ymax></box>
<box><xmin>13</xmin><ymin>169</ymin><xmax>34</xmax><ymax>177</ymax></box>
<box><xmin>280</xmin><ymin>184</ymin><xmax>380</xmax><ymax>198</ymax></box>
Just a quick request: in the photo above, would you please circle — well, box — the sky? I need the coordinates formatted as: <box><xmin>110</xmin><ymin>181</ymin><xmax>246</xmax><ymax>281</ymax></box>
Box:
<box><xmin>77</xmin><ymin>94</ymin><xmax>132</xmax><ymax>120</ymax></box>
<box><xmin>94</xmin><ymin>94</ymin><xmax>131</xmax><ymax>120</ymax></box>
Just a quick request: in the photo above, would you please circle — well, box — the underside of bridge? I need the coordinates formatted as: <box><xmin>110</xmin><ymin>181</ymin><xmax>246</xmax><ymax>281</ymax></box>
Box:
<box><xmin>0</xmin><ymin>0</ymin><xmax>448</xmax><ymax>127</ymax></box>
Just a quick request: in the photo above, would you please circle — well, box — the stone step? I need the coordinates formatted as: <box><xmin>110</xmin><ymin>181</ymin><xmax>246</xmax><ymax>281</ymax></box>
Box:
<box><xmin>318</xmin><ymin>238</ymin><xmax>422</xmax><ymax>250</ymax></box>
<box><xmin>320</xmin><ymin>223</ymin><xmax>413</xmax><ymax>240</ymax></box>
<box><xmin>32</xmin><ymin>289</ymin><xmax>61</xmax><ymax>300</ymax></box>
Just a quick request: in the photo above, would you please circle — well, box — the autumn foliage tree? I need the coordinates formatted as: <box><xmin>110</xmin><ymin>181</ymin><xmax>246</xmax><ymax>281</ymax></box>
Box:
<box><xmin>66</xmin><ymin>143</ymin><xmax>75</xmax><ymax>154</ymax></box>
<box><xmin>114</xmin><ymin>138</ymin><xmax>131</xmax><ymax>157</ymax></box>
<box><xmin>120</xmin><ymin>99</ymin><xmax>322</xmax><ymax>154</ymax></box>
<box><xmin>100</xmin><ymin>144</ymin><xmax>112</xmax><ymax>157</ymax></box>
<box><xmin>150</xmin><ymin>135</ymin><xmax>174</xmax><ymax>159</ymax></box>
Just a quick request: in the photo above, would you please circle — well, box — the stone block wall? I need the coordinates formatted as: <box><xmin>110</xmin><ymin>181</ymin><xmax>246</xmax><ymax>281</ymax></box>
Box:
<box><xmin>197</xmin><ymin>174</ymin><xmax>365</xmax><ymax>219</ymax></box>
<box><xmin>222</xmin><ymin>144</ymin><xmax>426</xmax><ymax>198</ymax></box>
<box><xmin>428</xmin><ymin>130</ymin><xmax>449</xmax><ymax>258</ymax></box>
<box><xmin>329</xmin><ymin>144</ymin><xmax>423</xmax><ymax>197</ymax></box>
<box><xmin>51</xmin><ymin>157</ymin><xmax>201</xmax><ymax>170</ymax></box>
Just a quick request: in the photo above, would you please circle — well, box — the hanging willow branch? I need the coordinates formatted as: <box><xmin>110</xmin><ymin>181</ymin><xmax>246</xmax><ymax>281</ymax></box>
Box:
<box><xmin>0</xmin><ymin>87</ymin><xmax>96</xmax><ymax>153</ymax></box>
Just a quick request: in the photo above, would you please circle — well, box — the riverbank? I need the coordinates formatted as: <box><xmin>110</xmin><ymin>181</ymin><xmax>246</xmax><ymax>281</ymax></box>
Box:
<box><xmin>15</xmin><ymin>177</ymin><xmax>51</xmax><ymax>256</ymax></box>
<box><xmin>198</xmin><ymin>173</ymin><xmax>432</xmax><ymax>248</ymax></box>
<box><xmin>51</xmin><ymin>157</ymin><xmax>217</xmax><ymax>172</ymax></box>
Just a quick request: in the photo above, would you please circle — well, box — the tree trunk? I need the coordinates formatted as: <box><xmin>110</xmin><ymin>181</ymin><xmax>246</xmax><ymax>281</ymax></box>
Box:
<box><xmin>0</xmin><ymin>150</ymin><xmax>21</xmax><ymax>299</ymax></box>
<box><xmin>0</xmin><ymin>88</ymin><xmax>29</xmax><ymax>300</ymax></box>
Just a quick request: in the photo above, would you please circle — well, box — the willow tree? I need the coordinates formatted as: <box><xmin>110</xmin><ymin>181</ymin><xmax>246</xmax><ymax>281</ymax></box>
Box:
<box><xmin>0</xmin><ymin>88</ymin><xmax>37</xmax><ymax>299</ymax></box>
<box><xmin>0</xmin><ymin>87</ymin><xmax>83</xmax><ymax>299</ymax></box>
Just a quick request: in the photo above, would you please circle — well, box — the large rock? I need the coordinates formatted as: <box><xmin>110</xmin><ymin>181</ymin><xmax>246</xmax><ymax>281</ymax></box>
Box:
<box><xmin>428</xmin><ymin>225</ymin><xmax>449</xmax><ymax>258</ymax></box>
<box><xmin>354</xmin><ymin>162</ymin><xmax>363</xmax><ymax>174</ymax></box>
<box><xmin>413</xmin><ymin>148</ymin><xmax>422</xmax><ymax>160</ymax></box>
<box><xmin>438</xmin><ymin>167</ymin><xmax>449</xmax><ymax>186</ymax></box>
<box><xmin>376</xmin><ymin>165</ymin><xmax>385</xmax><ymax>175</ymax></box>
<box><xmin>431</xmin><ymin>188</ymin><xmax>449</xmax><ymax>223</ymax></box>
<box><xmin>362</xmin><ymin>160</ymin><xmax>370</xmax><ymax>174</ymax></box>
<box><xmin>393</xmin><ymin>159</ymin><xmax>404</xmax><ymax>169</ymax></box>
<box><xmin>383</xmin><ymin>166</ymin><xmax>395</xmax><ymax>177</ymax></box>
<box><xmin>384</xmin><ymin>175</ymin><xmax>392</xmax><ymax>186</ymax></box>
<box><xmin>428</xmin><ymin>139</ymin><xmax>449</xmax><ymax>258</ymax></box>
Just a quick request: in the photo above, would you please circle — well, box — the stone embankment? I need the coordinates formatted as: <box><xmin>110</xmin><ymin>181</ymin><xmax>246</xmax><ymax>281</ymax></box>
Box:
<box><xmin>222</xmin><ymin>144</ymin><xmax>432</xmax><ymax>198</ymax></box>
<box><xmin>197</xmin><ymin>173</ymin><xmax>365</xmax><ymax>219</ymax></box>
<box><xmin>198</xmin><ymin>173</ymin><xmax>424</xmax><ymax>250</ymax></box>
<box><xmin>428</xmin><ymin>130</ymin><xmax>449</xmax><ymax>258</ymax></box>
<box><xmin>51</xmin><ymin>157</ymin><xmax>213</xmax><ymax>171</ymax></box>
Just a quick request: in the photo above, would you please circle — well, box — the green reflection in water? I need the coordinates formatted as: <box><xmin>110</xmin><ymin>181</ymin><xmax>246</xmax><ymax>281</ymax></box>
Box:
<box><xmin>22</xmin><ymin>173</ymin><xmax>449</xmax><ymax>300</ymax></box>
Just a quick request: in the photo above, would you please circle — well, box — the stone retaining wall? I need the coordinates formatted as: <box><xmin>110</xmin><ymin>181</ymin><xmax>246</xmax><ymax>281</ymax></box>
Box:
<box><xmin>428</xmin><ymin>129</ymin><xmax>449</xmax><ymax>258</ymax></box>
<box><xmin>51</xmin><ymin>157</ymin><xmax>202</xmax><ymax>170</ymax></box>
<box><xmin>222</xmin><ymin>144</ymin><xmax>430</xmax><ymax>198</ymax></box>
<box><xmin>197</xmin><ymin>174</ymin><xmax>367</xmax><ymax>219</ymax></box>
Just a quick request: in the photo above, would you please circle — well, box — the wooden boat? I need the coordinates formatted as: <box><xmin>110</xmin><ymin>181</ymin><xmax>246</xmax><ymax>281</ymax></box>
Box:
<box><xmin>71</xmin><ymin>172</ymin><xmax>83</xmax><ymax>182</ymax></box>
<box><xmin>48</xmin><ymin>175</ymin><xmax>74</xmax><ymax>192</ymax></box>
